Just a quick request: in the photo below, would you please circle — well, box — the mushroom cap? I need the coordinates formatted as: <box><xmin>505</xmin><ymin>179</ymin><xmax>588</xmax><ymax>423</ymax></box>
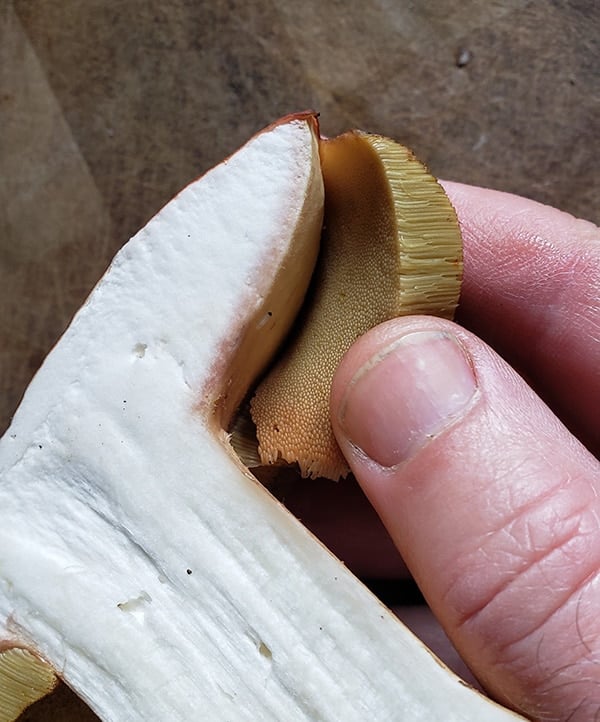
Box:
<box><xmin>251</xmin><ymin>131</ymin><xmax>462</xmax><ymax>480</ymax></box>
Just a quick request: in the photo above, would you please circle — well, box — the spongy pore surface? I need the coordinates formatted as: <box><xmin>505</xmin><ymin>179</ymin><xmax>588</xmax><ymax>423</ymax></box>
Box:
<box><xmin>251</xmin><ymin>131</ymin><xmax>462</xmax><ymax>480</ymax></box>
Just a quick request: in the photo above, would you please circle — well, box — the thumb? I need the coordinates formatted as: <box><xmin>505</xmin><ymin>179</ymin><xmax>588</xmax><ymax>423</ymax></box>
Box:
<box><xmin>331</xmin><ymin>316</ymin><xmax>600</xmax><ymax>721</ymax></box>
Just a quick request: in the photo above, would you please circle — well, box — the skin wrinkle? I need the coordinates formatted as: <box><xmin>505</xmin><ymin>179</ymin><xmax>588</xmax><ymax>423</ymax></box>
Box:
<box><xmin>574</xmin><ymin>573</ymin><xmax>600</xmax><ymax>658</ymax></box>
<box><xmin>536</xmin><ymin>574</ymin><xmax>600</xmax><ymax>672</ymax></box>
<box><xmin>445</xmin><ymin>182</ymin><xmax>600</xmax><ymax>257</ymax></box>
<box><xmin>538</xmin><ymin>251</ymin><xmax>600</xmax><ymax>357</ymax></box>
<box><xmin>539</xmin><ymin>661</ymin><xmax>600</xmax><ymax>694</ymax></box>
<box><xmin>436</xmin><ymin>419</ymin><xmax>600</xmax><ymax>663</ymax></box>
<box><xmin>446</xmin><ymin>183</ymin><xmax>600</xmax><ymax>457</ymax></box>
<box><xmin>567</xmin><ymin>251</ymin><xmax>600</xmax><ymax>345</ymax></box>
<box><xmin>535</xmin><ymin>676</ymin><xmax>600</xmax><ymax>722</ymax></box>
<box><xmin>436</xmin><ymin>358</ymin><xmax>597</xmax><ymax>632</ymax></box>
<box><xmin>489</xmin><ymin>450</ymin><xmax>559</xmax><ymax>520</ymax></box>
<box><xmin>496</xmin><ymin>566</ymin><xmax>600</xmax><ymax>662</ymax></box>
<box><xmin>507</xmin><ymin>474</ymin><xmax>589</xmax><ymax>561</ymax></box>
<box><xmin>563</xmin><ymin>699</ymin><xmax>589</xmax><ymax>722</ymax></box>
<box><xmin>475</xmin><ymin>576</ymin><xmax>600</xmax><ymax>722</ymax></box>
<box><xmin>462</xmin><ymin>229</ymin><xmax>591</xmax><ymax>342</ymax></box>
<box><xmin>471</xmin><ymin>576</ymin><xmax>600</xmax><ymax>722</ymax></box>
<box><xmin>438</xmin><ymin>443</ymin><xmax>585</xmax><ymax>613</ymax></box>
<box><xmin>459</xmin><ymin>489</ymin><xmax>565</xmax><ymax>606</ymax></box>
<box><xmin>451</xmin><ymin>185</ymin><xmax>600</xmax><ymax>323</ymax></box>
<box><xmin>450</xmin><ymin>504</ymin><xmax>600</xmax><ymax>646</ymax></box>
<box><xmin>399</xmin><ymin>371</ymin><xmax>599</xmax><ymax>640</ymax></box>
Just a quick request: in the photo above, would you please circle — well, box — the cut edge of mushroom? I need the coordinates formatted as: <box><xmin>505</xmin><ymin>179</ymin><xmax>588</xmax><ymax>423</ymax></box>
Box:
<box><xmin>0</xmin><ymin>647</ymin><xmax>58</xmax><ymax>722</ymax></box>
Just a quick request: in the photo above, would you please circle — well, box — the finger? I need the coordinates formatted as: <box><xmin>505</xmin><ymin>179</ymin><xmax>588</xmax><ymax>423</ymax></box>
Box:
<box><xmin>443</xmin><ymin>182</ymin><xmax>600</xmax><ymax>454</ymax></box>
<box><xmin>331</xmin><ymin>315</ymin><xmax>600</xmax><ymax>721</ymax></box>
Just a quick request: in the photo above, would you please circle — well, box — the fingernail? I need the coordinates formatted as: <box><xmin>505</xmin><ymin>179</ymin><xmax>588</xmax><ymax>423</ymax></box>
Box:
<box><xmin>339</xmin><ymin>331</ymin><xmax>477</xmax><ymax>467</ymax></box>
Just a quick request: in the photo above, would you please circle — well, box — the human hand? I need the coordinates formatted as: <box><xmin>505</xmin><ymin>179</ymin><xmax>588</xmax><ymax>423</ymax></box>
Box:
<box><xmin>327</xmin><ymin>183</ymin><xmax>600</xmax><ymax>721</ymax></box>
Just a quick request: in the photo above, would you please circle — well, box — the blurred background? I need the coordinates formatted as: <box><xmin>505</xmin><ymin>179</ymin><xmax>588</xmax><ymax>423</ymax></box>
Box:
<box><xmin>1</xmin><ymin>1</ymin><xmax>599</xmax><ymax>718</ymax></box>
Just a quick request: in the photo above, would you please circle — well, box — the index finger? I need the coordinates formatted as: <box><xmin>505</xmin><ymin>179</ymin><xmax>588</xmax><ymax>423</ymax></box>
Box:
<box><xmin>443</xmin><ymin>181</ymin><xmax>600</xmax><ymax>455</ymax></box>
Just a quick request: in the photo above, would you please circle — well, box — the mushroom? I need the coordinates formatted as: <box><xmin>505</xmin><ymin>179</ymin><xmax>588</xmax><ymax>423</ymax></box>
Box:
<box><xmin>0</xmin><ymin>113</ymin><xmax>523</xmax><ymax>721</ymax></box>
<box><xmin>251</xmin><ymin>129</ymin><xmax>462</xmax><ymax>480</ymax></box>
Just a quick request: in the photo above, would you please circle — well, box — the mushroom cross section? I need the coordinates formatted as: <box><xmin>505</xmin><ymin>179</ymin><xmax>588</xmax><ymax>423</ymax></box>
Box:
<box><xmin>0</xmin><ymin>114</ymin><xmax>523</xmax><ymax>721</ymax></box>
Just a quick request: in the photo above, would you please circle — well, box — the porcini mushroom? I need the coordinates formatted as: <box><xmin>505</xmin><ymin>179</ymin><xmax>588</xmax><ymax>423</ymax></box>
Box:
<box><xmin>251</xmin><ymin>130</ymin><xmax>462</xmax><ymax>479</ymax></box>
<box><xmin>0</xmin><ymin>113</ymin><xmax>523</xmax><ymax>721</ymax></box>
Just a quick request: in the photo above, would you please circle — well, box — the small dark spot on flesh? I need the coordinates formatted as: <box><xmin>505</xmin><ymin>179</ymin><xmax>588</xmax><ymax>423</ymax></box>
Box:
<box><xmin>186</xmin><ymin>569</ymin><xmax>192</xmax><ymax>575</ymax></box>
<box><xmin>258</xmin><ymin>641</ymin><xmax>272</xmax><ymax>659</ymax></box>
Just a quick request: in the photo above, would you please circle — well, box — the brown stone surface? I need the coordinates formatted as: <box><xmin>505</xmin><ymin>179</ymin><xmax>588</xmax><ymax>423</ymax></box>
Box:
<box><xmin>1</xmin><ymin>0</ymin><xmax>599</xmax><ymax>718</ymax></box>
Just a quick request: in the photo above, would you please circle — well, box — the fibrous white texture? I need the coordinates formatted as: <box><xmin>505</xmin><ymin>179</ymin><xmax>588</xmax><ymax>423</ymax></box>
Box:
<box><xmin>0</xmin><ymin>118</ymin><xmax>521</xmax><ymax>721</ymax></box>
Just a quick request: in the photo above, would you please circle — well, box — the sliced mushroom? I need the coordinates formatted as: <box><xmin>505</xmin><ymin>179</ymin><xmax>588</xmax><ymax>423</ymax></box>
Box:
<box><xmin>251</xmin><ymin>129</ymin><xmax>462</xmax><ymax>479</ymax></box>
<box><xmin>0</xmin><ymin>114</ymin><xmax>522</xmax><ymax>721</ymax></box>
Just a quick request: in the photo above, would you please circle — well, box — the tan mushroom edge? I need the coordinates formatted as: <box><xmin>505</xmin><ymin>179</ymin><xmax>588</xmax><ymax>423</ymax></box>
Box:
<box><xmin>247</xmin><ymin>129</ymin><xmax>463</xmax><ymax>480</ymax></box>
<box><xmin>0</xmin><ymin>648</ymin><xmax>58</xmax><ymax>722</ymax></box>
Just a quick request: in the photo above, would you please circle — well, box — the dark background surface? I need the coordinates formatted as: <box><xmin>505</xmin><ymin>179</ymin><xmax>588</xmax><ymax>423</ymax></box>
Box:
<box><xmin>2</xmin><ymin>1</ymin><xmax>599</xmax><ymax>718</ymax></box>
